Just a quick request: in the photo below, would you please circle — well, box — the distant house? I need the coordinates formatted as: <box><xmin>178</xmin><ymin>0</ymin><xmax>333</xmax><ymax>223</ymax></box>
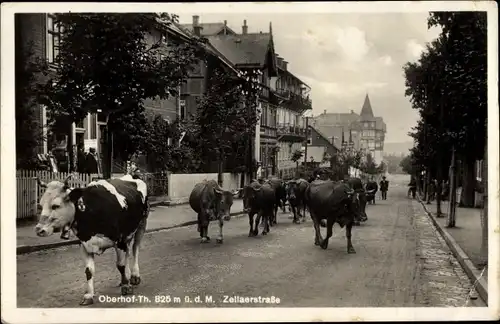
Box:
<box><xmin>312</xmin><ymin>93</ymin><xmax>387</xmax><ymax>165</ymax></box>
<box><xmin>308</xmin><ymin>125</ymin><xmax>339</xmax><ymax>160</ymax></box>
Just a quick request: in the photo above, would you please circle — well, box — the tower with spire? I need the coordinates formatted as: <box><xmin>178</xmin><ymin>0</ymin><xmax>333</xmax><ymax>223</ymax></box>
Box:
<box><xmin>358</xmin><ymin>93</ymin><xmax>386</xmax><ymax>165</ymax></box>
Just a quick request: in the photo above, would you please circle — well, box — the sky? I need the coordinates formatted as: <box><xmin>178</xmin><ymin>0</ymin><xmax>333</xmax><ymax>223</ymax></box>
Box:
<box><xmin>177</xmin><ymin>12</ymin><xmax>442</xmax><ymax>143</ymax></box>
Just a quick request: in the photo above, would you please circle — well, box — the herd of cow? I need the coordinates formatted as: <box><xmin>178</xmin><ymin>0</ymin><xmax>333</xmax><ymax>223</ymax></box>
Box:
<box><xmin>33</xmin><ymin>173</ymin><xmax>378</xmax><ymax>306</ymax></box>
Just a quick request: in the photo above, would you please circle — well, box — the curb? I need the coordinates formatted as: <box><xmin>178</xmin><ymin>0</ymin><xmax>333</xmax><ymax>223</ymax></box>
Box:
<box><xmin>416</xmin><ymin>195</ymin><xmax>488</xmax><ymax>304</ymax></box>
<box><xmin>16</xmin><ymin>211</ymin><xmax>247</xmax><ymax>255</ymax></box>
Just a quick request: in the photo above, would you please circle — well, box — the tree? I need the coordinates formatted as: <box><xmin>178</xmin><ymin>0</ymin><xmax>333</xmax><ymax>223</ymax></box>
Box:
<box><xmin>36</xmin><ymin>13</ymin><xmax>206</xmax><ymax>177</ymax></box>
<box><xmin>15</xmin><ymin>36</ymin><xmax>48</xmax><ymax>169</ymax></box>
<box><xmin>399</xmin><ymin>155</ymin><xmax>414</xmax><ymax>175</ymax></box>
<box><xmin>192</xmin><ymin>64</ymin><xmax>260</xmax><ymax>184</ymax></box>
<box><xmin>291</xmin><ymin>150</ymin><xmax>304</xmax><ymax>170</ymax></box>
<box><xmin>404</xmin><ymin>12</ymin><xmax>487</xmax><ymax>209</ymax></box>
<box><xmin>360</xmin><ymin>153</ymin><xmax>379</xmax><ymax>175</ymax></box>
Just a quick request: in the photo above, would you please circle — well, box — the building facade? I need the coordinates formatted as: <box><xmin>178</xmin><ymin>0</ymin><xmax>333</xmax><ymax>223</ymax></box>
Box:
<box><xmin>187</xmin><ymin>17</ymin><xmax>280</xmax><ymax>178</ymax></box>
<box><xmin>16</xmin><ymin>13</ymin><xmax>239</xmax><ymax>175</ymax></box>
<box><xmin>312</xmin><ymin>94</ymin><xmax>386</xmax><ymax>165</ymax></box>
<box><xmin>271</xmin><ymin>55</ymin><xmax>312</xmax><ymax>179</ymax></box>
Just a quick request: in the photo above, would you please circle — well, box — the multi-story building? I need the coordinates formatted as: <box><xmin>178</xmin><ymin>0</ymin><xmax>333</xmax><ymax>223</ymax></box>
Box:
<box><xmin>312</xmin><ymin>94</ymin><xmax>386</xmax><ymax>165</ymax></box>
<box><xmin>271</xmin><ymin>55</ymin><xmax>312</xmax><ymax>179</ymax></box>
<box><xmin>16</xmin><ymin>13</ymin><xmax>237</xmax><ymax>175</ymax></box>
<box><xmin>185</xmin><ymin>17</ymin><xmax>280</xmax><ymax>178</ymax></box>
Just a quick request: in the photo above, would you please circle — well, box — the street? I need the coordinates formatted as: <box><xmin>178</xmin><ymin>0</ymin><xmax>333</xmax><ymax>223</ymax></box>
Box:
<box><xmin>17</xmin><ymin>177</ymin><xmax>485</xmax><ymax>308</ymax></box>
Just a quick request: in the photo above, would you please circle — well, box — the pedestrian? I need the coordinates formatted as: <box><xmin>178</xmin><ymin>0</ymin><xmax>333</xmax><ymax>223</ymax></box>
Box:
<box><xmin>407</xmin><ymin>177</ymin><xmax>416</xmax><ymax>199</ymax></box>
<box><xmin>379</xmin><ymin>176</ymin><xmax>389</xmax><ymax>200</ymax></box>
<box><xmin>85</xmin><ymin>147</ymin><xmax>99</xmax><ymax>177</ymax></box>
<box><xmin>426</xmin><ymin>179</ymin><xmax>437</xmax><ymax>204</ymax></box>
<box><xmin>76</xmin><ymin>143</ymin><xmax>87</xmax><ymax>174</ymax></box>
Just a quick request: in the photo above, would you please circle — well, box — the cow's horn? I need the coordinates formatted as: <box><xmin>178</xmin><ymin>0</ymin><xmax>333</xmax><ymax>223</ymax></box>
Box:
<box><xmin>346</xmin><ymin>189</ymin><xmax>354</xmax><ymax>195</ymax></box>
<box><xmin>214</xmin><ymin>187</ymin><xmax>223</xmax><ymax>194</ymax></box>
<box><xmin>63</xmin><ymin>174</ymin><xmax>73</xmax><ymax>188</ymax></box>
<box><xmin>37</xmin><ymin>177</ymin><xmax>48</xmax><ymax>188</ymax></box>
<box><xmin>232</xmin><ymin>189</ymin><xmax>240</xmax><ymax>196</ymax></box>
<box><xmin>252</xmin><ymin>186</ymin><xmax>262</xmax><ymax>192</ymax></box>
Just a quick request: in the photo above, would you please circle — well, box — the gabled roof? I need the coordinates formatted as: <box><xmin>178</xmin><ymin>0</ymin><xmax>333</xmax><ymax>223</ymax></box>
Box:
<box><xmin>310</xmin><ymin>125</ymin><xmax>339</xmax><ymax>150</ymax></box>
<box><xmin>360</xmin><ymin>93</ymin><xmax>375</xmax><ymax>120</ymax></box>
<box><xmin>206</xmin><ymin>33</ymin><xmax>272</xmax><ymax>67</ymax></box>
<box><xmin>313</xmin><ymin>112</ymin><xmax>361</xmax><ymax>129</ymax></box>
<box><xmin>180</xmin><ymin>23</ymin><xmax>237</xmax><ymax>36</ymax></box>
<box><xmin>157</xmin><ymin>18</ymin><xmax>239</xmax><ymax>75</ymax></box>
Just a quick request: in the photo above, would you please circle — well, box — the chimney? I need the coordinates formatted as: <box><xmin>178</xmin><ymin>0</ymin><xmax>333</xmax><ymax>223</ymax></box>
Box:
<box><xmin>242</xmin><ymin>19</ymin><xmax>248</xmax><ymax>35</ymax></box>
<box><xmin>283</xmin><ymin>61</ymin><xmax>288</xmax><ymax>71</ymax></box>
<box><xmin>323</xmin><ymin>110</ymin><xmax>326</xmax><ymax>115</ymax></box>
<box><xmin>223</xmin><ymin>20</ymin><xmax>227</xmax><ymax>35</ymax></box>
<box><xmin>277</xmin><ymin>57</ymin><xmax>283</xmax><ymax>69</ymax></box>
<box><xmin>350</xmin><ymin>110</ymin><xmax>354</xmax><ymax>114</ymax></box>
<box><xmin>193</xmin><ymin>15</ymin><xmax>202</xmax><ymax>36</ymax></box>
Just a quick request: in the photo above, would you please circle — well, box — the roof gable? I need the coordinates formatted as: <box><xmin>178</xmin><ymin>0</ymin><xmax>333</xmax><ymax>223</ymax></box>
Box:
<box><xmin>360</xmin><ymin>93</ymin><xmax>375</xmax><ymax>120</ymax></box>
<box><xmin>206</xmin><ymin>33</ymin><xmax>272</xmax><ymax>67</ymax></box>
<box><xmin>180</xmin><ymin>23</ymin><xmax>237</xmax><ymax>36</ymax></box>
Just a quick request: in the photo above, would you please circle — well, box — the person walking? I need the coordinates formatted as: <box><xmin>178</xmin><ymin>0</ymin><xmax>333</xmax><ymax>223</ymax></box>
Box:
<box><xmin>379</xmin><ymin>176</ymin><xmax>389</xmax><ymax>200</ymax></box>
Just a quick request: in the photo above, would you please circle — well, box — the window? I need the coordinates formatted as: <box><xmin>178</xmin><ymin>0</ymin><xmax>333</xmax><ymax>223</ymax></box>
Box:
<box><xmin>179</xmin><ymin>100</ymin><xmax>186</xmax><ymax>120</ymax></box>
<box><xmin>47</xmin><ymin>14</ymin><xmax>62</xmax><ymax>64</ymax></box>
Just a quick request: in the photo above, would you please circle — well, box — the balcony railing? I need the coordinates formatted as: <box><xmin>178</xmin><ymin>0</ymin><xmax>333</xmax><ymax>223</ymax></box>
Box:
<box><xmin>273</xmin><ymin>89</ymin><xmax>312</xmax><ymax>111</ymax></box>
<box><xmin>276</xmin><ymin>123</ymin><xmax>307</xmax><ymax>137</ymax></box>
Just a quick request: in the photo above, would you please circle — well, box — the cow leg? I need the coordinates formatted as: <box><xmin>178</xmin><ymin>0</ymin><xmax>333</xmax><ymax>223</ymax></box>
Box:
<box><xmin>271</xmin><ymin>204</ymin><xmax>278</xmax><ymax>226</ymax></box>
<box><xmin>320</xmin><ymin>218</ymin><xmax>334</xmax><ymax>250</ymax></box>
<box><xmin>200</xmin><ymin>212</ymin><xmax>210</xmax><ymax>243</ymax></box>
<box><xmin>301</xmin><ymin>204</ymin><xmax>307</xmax><ymax>223</ymax></box>
<box><xmin>253</xmin><ymin>211</ymin><xmax>262</xmax><ymax>236</ymax></box>
<box><xmin>281</xmin><ymin>199</ymin><xmax>286</xmax><ymax>213</ymax></box>
<box><xmin>310</xmin><ymin>212</ymin><xmax>323</xmax><ymax>246</ymax></box>
<box><xmin>130</xmin><ymin>219</ymin><xmax>146</xmax><ymax>286</ymax></box>
<box><xmin>216</xmin><ymin>216</ymin><xmax>224</xmax><ymax>244</ymax></box>
<box><xmin>291</xmin><ymin>204</ymin><xmax>299</xmax><ymax>224</ymax></box>
<box><xmin>115</xmin><ymin>246</ymin><xmax>133</xmax><ymax>296</ymax></box>
<box><xmin>262</xmin><ymin>210</ymin><xmax>270</xmax><ymax>235</ymax></box>
<box><xmin>346</xmin><ymin>222</ymin><xmax>356</xmax><ymax>254</ymax></box>
<box><xmin>248</xmin><ymin>212</ymin><xmax>255</xmax><ymax>237</ymax></box>
<box><xmin>80</xmin><ymin>246</ymin><xmax>95</xmax><ymax>306</ymax></box>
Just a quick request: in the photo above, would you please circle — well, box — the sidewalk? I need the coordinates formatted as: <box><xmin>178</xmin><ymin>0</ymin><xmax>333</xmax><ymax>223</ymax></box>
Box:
<box><xmin>418</xmin><ymin>196</ymin><xmax>488</xmax><ymax>303</ymax></box>
<box><xmin>17</xmin><ymin>199</ymin><xmax>244</xmax><ymax>255</ymax></box>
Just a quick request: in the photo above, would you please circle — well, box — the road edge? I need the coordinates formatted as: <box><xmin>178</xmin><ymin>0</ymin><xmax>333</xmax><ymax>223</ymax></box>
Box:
<box><xmin>17</xmin><ymin>211</ymin><xmax>247</xmax><ymax>255</ymax></box>
<box><xmin>416</xmin><ymin>195</ymin><xmax>488</xmax><ymax>305</ymax></box>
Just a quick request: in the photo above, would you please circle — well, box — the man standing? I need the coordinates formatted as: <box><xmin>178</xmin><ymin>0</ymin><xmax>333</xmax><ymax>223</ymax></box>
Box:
<box><xmin>379</xmin><ymin>176</ymin><xmax>389</xmax><ymax>200</ymax></box>
<box><xmin>85</xmin><ymin>147</ymin><xmax>99</xmax><ymax>177</ymax></box>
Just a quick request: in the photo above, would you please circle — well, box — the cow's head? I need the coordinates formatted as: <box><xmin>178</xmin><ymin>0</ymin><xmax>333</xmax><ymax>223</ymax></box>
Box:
<box><xmin>242</xmin><ymin>183</ymin><xmax>261</xmax><ymax>212</ymax></box>
<box><xmin>345</xmin><ymin>189</ymin><xmax>367</xmax><ymax>222</ymax></box>
<box><xmin>286</xmin><ymin>180</ymin><xmax>299</xmax><ymax>202</ymax></box>
<box><xmin>214</xmin><ymin>187</ymin><xmax>240</xmax><ymax>221</ymax></box>
<box><xmin>35</xmin><ymin>176</ymin><xmax>76</xmax><ymax>239</ymax></box>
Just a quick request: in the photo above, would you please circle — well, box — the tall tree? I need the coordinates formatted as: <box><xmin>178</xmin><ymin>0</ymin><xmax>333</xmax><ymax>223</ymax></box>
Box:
<box><xmin>36</xmin><ymin>13</ymin><xmax>205</xmax><ymax>177</ymax></box>
<box><xmin>15</xmin><ymin>37</ymin><xmax>48</xmax><ymax>169</ymax></box>
<box><xmin>193</xmin><ymin>65</ymin><xmax>260</xmax><ymax>184</ymax></box>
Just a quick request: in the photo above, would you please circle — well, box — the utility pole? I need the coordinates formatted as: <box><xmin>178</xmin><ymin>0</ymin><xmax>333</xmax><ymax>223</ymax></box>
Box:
<box><xmin>303</xmin><ymin>116</ymin><xmax>309</xmax><ymax>168</ymax></box>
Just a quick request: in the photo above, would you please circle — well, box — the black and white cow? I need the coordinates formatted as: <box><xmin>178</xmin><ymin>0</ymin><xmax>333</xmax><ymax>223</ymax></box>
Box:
<box><xmin>34</xmin><ymin>174</ymin><xmax>149</xmax><ymax>306</ymax></box>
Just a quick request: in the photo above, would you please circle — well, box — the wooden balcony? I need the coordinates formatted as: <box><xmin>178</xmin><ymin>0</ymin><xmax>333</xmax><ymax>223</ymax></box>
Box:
<box><xmin>276</xmin><ymin>123</ymin><xmax>307</xmax><ymax>142</ymax></box>
<box><xmin>271</xmin><ymin>89</ymin><xmax>312</xmax><ymax>113</ymax></box>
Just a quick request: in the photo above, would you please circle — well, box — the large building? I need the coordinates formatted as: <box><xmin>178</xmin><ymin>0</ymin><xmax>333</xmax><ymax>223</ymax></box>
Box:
<box><xmin>183</xmin><ymin>17</ymin><xmax>312</xmax><ymax>179</ymax></box>
<box><xmin>312</xmin><ymin>94</ymin><xmax>386</xmax><ymax>165</ymax></box>
<box><xmin>15</xmin><ymin>13</ymin><xmax>238</xmax><ymax>175</ymax></box>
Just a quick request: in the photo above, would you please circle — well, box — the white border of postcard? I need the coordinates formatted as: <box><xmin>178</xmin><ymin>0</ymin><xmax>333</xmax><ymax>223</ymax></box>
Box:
<box><xmin>2</xmin><ymin>1</ymin><xmax>499</xmax><ymax>322</ymax></box>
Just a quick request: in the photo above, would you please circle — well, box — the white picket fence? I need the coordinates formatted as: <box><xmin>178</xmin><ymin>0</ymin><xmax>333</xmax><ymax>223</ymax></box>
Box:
<box><xmin>17</xmin><ymin>177</ymin><xmax>38</xmax><ymax>220</ymax></box>
<box><xmin>16</xmin><ymin>170</ymin><xmax>99</xmax><ymax>220</ymax></box>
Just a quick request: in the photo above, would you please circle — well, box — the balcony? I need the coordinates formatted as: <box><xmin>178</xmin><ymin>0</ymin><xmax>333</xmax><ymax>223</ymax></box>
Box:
<box><xmin>276</xmin><ymin>123</ymin><xmax>307</xmax><ymax>142</ymax></box>
<box><xmin>271</xmin><ymin>89</ymin><xmax>312</xmax><ymax>112</ymax></box>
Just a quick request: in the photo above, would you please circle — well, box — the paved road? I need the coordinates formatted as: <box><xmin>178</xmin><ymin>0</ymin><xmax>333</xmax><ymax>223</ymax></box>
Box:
<box><xmin>17</xmin><ymin>179</ymin><xmax>485</xmax><ymax>308</ymax></box>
